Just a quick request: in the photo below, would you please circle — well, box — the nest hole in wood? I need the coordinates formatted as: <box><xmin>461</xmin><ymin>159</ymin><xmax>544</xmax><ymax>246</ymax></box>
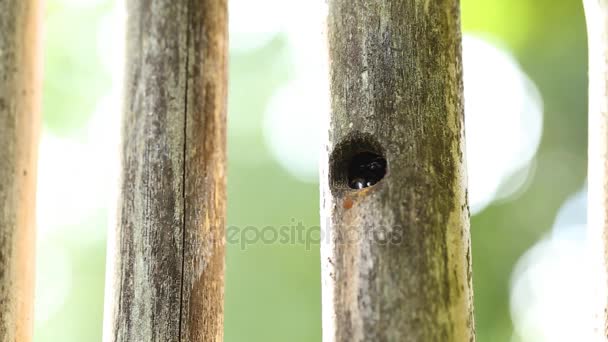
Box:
<box><xmin>329</xmin><ymin>133</ymin><xmax>387</xmax><ymax>193</ymax></box>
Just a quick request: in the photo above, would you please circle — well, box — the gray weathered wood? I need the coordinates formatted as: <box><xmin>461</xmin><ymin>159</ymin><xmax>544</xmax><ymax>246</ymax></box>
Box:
<box><xmin>103</xmin><ymin>0</ymin><xmax>227</xmax><ymax>341</ymax></box>
<box><xmin>584</xmin><ymin>0</ymin><xmax>608</xmax><ymax>338</ymax></box>
<box><xmin>320</xmin><ymin>1</ymin><xmax>475</xmax><ymax>341</ymax></box>
<box><xmin>0</xmin><ymin>1</ymin><xmax>42</xmax><ymax>341</ymax></box>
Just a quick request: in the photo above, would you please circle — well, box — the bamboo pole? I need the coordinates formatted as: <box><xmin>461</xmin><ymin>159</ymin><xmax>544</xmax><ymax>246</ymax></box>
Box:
<box><xmin>0</xmin><ymin>1</ymin><xmax>42</xmax><ymax>341</ymax></box>
<box><xmin>103</xmin><ymin>1</ymin><xmax>227</xmax><ymax>341</ymax></box>
<box><xmin>584</xmin><ymin>1</ymin><xmax>608</xmax><ymax>338</ymax></box>
<box><xmin>320</xmin><ymin>1</ymin><xmax>475</xmax><ymax>340</ymax></box>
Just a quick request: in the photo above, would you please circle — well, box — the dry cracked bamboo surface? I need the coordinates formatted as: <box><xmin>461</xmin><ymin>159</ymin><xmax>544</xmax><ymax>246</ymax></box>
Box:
<box><xmin>0</xmin><ymin>1</ymin><xmax>42</xmax><ymax>341</ymax></box>
<box><xmin>320</xmin><ymin>1</ymin><xmax>475</xmax><ymax>341</ymax></box>
<box><xmin>103</xmin><ymin>1</ymin><xmax>227</xmax><ymax>341</ymax></box>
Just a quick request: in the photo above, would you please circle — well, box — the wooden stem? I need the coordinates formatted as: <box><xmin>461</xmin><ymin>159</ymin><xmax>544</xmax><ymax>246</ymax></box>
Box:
<box><xmin>320</xmin><ymin>1</ymin><xmax>475</xmax><ymax>340</ymax></box>
<box><xmin>103</xmin><ymin>1</ymin><xmax>227</xmax><ymax>341</ymax></box>
<box><xmin>0</xmin><ymin>1</ymin><xmax>42</xmax><ymax>341</ymax></box>
<box><xmin>584</xmin><ymin>0</ymin><xmax>608</xmax><ymax>338</ymax></box>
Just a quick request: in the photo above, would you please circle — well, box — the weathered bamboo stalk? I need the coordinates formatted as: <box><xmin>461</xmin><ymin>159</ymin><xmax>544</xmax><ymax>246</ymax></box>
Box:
<box><xmin>584</xmin><ymin>1</ymin><xmax>608</xmax><ymax>338</ymax></box>
<box><xmin>0</xmin><ymin>1</ymin><xmax>42</xmax><ymax>341</ymax></box>
<box><xmin>320</xmin><ymin>1</ymin><xmax>475</xmax><ymax>341</ymax></box>
<box><xmin>103</xmin><ymin>1</ymin><xmax>227</xmax><ymax>341</ymax></box>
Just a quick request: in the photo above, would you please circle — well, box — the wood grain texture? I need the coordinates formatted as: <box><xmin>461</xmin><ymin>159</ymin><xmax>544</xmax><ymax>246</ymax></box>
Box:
<box><xmin>103</xmin><ymin>0</ymin><xmax>227</xmax><ymax>341</ymax></box>
<box><xmin>320</xmin><ymin>1</ymin><xmax>475</xmax><ymax>341</ymax></box>
<box><xmin>0</xmin><ymin>1</ymin><xmax>42</xmax><ymax>341</ymax></box>
<box><xmin>584</xmin><ymin>1</ymin><xmax>608</xmax><ymax>339</ymax></box>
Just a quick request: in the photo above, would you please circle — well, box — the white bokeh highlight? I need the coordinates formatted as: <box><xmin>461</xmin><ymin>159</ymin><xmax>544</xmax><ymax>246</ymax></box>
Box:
<box><xmin>463</xmin><ymin>35</ymin><xmax>543</xmax><ymax>213</ymax></box>
<box><xmin>510</xmin><ymin>188</ymin><xmax>595</xmax><ymax>341</ymax></box>
<box><xmin>34</xmin><ymin>0</ymin><xmax>123</xmax><ymax>328</ymax></box>
<box><xmin>228</xmin><ymin>0</ymin><xmax>287</xmax><ymax>53</ymax></box>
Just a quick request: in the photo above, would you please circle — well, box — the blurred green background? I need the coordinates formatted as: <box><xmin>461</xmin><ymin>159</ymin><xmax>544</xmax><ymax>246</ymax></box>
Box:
<box><xmin>34</xmin><ymin>0</ymin><xmax>588</xmax><ymax>341</ymax></box>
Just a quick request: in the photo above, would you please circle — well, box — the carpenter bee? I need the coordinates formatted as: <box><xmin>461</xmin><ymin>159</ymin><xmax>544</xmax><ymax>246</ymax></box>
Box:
<box><xmin>348</xmin><ymin>152</ymin><xmax>387</xmax><ymax>189</ymax></box>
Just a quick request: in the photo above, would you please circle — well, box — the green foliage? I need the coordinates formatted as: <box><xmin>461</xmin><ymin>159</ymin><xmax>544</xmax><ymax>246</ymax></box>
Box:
<box><xmin>43</xmin><ymin>1</ymin><xmax>111</xmax><ymax>136</ymax></box>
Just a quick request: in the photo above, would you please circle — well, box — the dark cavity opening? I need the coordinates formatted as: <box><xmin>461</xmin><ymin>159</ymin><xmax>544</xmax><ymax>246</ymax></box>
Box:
<box><xmin>328</xmin><ymin>132</ymin><xmax>387</xmax><ymax>194</ymax></box>
<box><xmin>347</xmin><ymin>152</ymin><xmax>387</xmax><ymax>189</ymax></box>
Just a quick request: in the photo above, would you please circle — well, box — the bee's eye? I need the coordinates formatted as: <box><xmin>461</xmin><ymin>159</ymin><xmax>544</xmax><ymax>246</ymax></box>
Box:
<box><xmin>347</xmin><ymin>152</ymin><xmax>387</xmax><ymax>189</ymax></box>
<box><xmin>368</xmin><ymin>161</ymin><xmax>382</xmax><ymax>170</ymax></box>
